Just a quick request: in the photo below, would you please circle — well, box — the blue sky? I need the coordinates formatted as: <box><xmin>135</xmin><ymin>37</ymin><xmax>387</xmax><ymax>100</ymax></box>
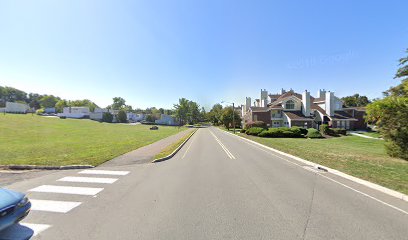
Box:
<box><xmin>1</xmin><ymin>0</ymin><xmax>407</xmax><ymax>109</ymax></box>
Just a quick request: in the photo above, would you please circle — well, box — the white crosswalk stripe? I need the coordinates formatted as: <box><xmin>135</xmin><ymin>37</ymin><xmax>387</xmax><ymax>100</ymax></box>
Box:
<box><xmin>29</xmin><ymin>185</ymin><xmax>104</xmax><ymax>196</ymax></box>
<box><xmin>79</xmin><ymin>169</ymin><xmax>129</xmax><ymax>176</ymax></box>
<box><xmin>30</xmin><ymin>199</ymin><xmax>82</xmax><ymax>213</ymax></box>
<box><xmin>57</xmin><ymin>176</ymin><xmax>118</xmax><ymax>184</ymax></box>
<box><xmin>0</xmin><ymin>223</ymin><xmax>51</xmax><ymax>239</ymax></box>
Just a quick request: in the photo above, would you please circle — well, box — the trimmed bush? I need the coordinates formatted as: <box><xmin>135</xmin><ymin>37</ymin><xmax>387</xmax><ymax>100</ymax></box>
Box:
<box><xmin>332</xmin><ymin>128</ymin><xmax>347</xmax><ymax>135</ymax></box>
<box><xmin>245</xmin><ymin>127</ymin><xmax>265</xmax><ymax>136</ymax></box>
<box><xmin>320</xmin><ymin>124</ymin><xmax>330</xmax><ymax>135</ymax></box>
<box><xmin>36</xmin><ymin>108</ymin><xmax>44</xmax><ymax>115</ymax></box>
<box><xmin>307</xmin><ymin>128</ymin><xmax>323</xmax><ymax>138</ymax></box>
<box><xmin>257</xmin><ymin>127</ymin><xmax>303</xmax><ymax>138</ymax></box>
<box><xmin>245</xmin><ymin>121</ymin><xmax>267</xmax><ymax>129</ymax></box>
<box><xmin>293</xmin><ymin>126</ymin><xmax>308</xmax><ymax>135</ymax></box>
<box><xmin>117</xmin><ymin>110</ymin><xmax>128</xmax><ymax>123</ymax></box>
<box><xmin>240</xmin><ymin>129</ymin><xmax>246</xmax><ymax>133</ymax></box>
<box><xmin>102</xmin><ymin>112</ymin><xmax>113</xmax><ymax>123</ymax></box>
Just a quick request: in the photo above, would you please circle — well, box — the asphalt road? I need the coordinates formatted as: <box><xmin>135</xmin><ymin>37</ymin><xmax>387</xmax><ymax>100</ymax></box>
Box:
<box><xmin>1</xmin><ymin>127</ymin><xmax>407</xmax><ymax>240</ymax></box>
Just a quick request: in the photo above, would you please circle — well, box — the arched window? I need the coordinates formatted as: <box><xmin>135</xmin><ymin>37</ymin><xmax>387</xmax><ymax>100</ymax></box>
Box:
<box><xmin>285</xmin><ymin>100</ymin><xmax>295</xmax><ymax>109</ymax></box>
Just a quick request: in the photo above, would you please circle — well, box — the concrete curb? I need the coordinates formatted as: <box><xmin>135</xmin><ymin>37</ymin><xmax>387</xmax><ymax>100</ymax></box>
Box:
<box><xmin>220</xmin><ymin>129</ymin><xmax>408</xmax><ymax>202</ymax></box>
<box><xmin>152</xmin><ymin>129</ymin><xmax>197</xmax><ymax>163</ymax></box>
<box><xmin>0</xmin><ymin>165</ymin><xmax>95</xmax><ymax>171</ymax></box>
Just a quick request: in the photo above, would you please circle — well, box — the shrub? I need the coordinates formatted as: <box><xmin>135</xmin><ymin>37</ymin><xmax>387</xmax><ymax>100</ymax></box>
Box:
<box><xmin>117</xmin><ymin>110</ymin><xmax>127</xmax><ymax>123</ymax></box>
<box><xmin>240</xmin><ymin>129</ymin><xmax>246</xmax><ymax>133</ymax></box>
<box><xmin>245</xmin><ymin>121</ymin><xmax>267</xmax><ymax>129</ymax></box>
<box><xmin>102</xmin><ymin>112</ymin><xmax>113</xmax><ymax>123</ymax></box>
<box><xmin>332</xmin><ymin>128</ymin><xmax>347</xmax><ymax>135</ymax></box>
<box><xmin>294</xmin><ymin>127</ymin><xmax>308</xmax><ymax>135</ymax></box>
<box><xmin>307</xmin><ymin>128</ymin><xmax>323</xmax><ymax>138</ymax></box>
<box><xmin>257</xmin><ymin>127</ymin><xmax>304</xmax><ymax>138</ymax></box>
<box><xmin>245</xmin><ymin>127</ymin><xmax>265</xmax><ymax>136</ymax></box>
<box><xmin>36</xmin><ymin>108</ymin><xmax>44</xmax><ymax>115</ymax></box>
<box><xmin>320</xmin><ymin>124</ymin><xmax>331</xmax><ymax>135</ymax></box>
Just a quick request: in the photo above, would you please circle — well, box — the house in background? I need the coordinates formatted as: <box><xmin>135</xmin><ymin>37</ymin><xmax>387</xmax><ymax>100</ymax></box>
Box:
<box><xmin>44</xmin><ymin>107</ymin><xmax>56</xmax><ymax>114</ymax></box>
<box><xmin>127</xmin><ymin>113</ymin><xmax>145</xmax><ymax>122</ymax></box>
<box><xmin>90</xmin><ymin>108</ymin><xmax>109</xmax><ymax>121</ymax></box>
<box><xmin>0</xmin><ymin>102</ymin><xmax>30</xmax><ymax>114</ymax></box>
<box><xmin>242</xmin><ymin>89</ymin><xmax>367</xmax><ymax>130</ymax></box>
<box><xmin>155</xmin><ymin>114</ymin><xmax>176</xmax><ymax>125</ymax></box>
<box><xmin>58</xmin><ymin>107</ymin><xmax>90</xmax><ymax>119</ymax></box>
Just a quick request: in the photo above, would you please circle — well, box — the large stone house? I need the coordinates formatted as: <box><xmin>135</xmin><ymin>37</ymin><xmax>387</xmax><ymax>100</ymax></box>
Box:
<box><xmin>242</xmin><ymin>89</ymin><xmax>367</xmax><ymax>130</ymax></box>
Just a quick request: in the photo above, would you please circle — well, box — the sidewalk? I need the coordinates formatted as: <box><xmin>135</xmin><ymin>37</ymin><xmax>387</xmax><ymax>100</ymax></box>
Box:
<box><xmin>100</xmin><ymin>128</ymin><xmax>194</xmax><ymax>167</ymax></box>
<box><xmin>349</xmin><ymin>131</ymin><xmax>383</xmax><ymax>140</ymax></box>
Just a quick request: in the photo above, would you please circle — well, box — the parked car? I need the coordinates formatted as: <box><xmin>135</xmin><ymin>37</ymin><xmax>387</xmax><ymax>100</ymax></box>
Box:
<box><xmin>150</xmin><ymin>126</ymin><xmax>159</xmax><ymax>130</ymax></box>
<box><xmin>0</xmin><ymin>188</ymin><xmax>31</xmax><ymax>232</ymax></box>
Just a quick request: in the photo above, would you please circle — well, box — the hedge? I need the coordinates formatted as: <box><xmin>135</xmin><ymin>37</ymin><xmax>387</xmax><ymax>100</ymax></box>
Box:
<box><xmin>257</xmin><ymin>127</ymin><xmax>304</xmax><ymax>138</ymax></box>
<box><xmin>245</xmin><ymin>121</ymin><xmax>267</xmax><ymax>129</ymax></box>
<box><xmin>245</xmin><ymin>127</ymin><xmax>265</xmax><ymax>136</ymax></box>
<box><xmin>307</xmin><ymin>128</ymin><xmax>323</xmax><ymax>138</ymax></box>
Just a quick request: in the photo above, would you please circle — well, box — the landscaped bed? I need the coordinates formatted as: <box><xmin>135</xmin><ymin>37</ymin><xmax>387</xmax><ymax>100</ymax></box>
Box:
<box><xmin>0</xmin><ymin>114</ymin><xmax>186</xmax><ymax>166</ymax></box>
<box><xmin>241</xmin><ymin>134</ymin><xmax>408</xmax><ymax>195</ymax></box>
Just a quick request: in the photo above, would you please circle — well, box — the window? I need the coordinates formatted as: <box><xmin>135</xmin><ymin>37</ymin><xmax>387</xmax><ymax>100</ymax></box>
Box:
<box><xmin>285</xmin><ymin>100</ymin><xmax>295</xmax><ymax>110</ymax></box>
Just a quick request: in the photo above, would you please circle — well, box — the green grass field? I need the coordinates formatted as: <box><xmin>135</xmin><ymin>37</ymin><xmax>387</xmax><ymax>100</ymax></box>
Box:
<box><xmin>0</xmin><ymin>114</ymin><xmax>186</xmax><ymax>166</ymax></box>
<box><xmin>241</xmin><ymin>134</ymin><xmax>408</xmax><ymax>194</ymax></box>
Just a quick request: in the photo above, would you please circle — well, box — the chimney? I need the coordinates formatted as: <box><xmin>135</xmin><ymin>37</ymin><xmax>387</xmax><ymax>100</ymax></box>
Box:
<box><xmin>279</xmin><ymin>88</ymin><xmax>286</xmax><ymax>95</ymax></box>
<box><xmin>325</xmin><ymin>91</ymin><xmax>335</xmax><ymax>116</ymax></box>
<box><xmin>245</xmin><ymin>97</ymin><xmax>251</xmax><ymax>111</ymax></box>
<box><xmin>317</xmin><ymin>89</ymin><xmax>326</xmax><ymax>99</ymax></box>
<box><xmin>302</xmin><ymin>90</ymin><xmax>311</xmax><ymax>116</ymax></box>
<box><xmin>260</xmin><ymin>89</ymin><xmax>268</xmax><ymax>107</ymax></box>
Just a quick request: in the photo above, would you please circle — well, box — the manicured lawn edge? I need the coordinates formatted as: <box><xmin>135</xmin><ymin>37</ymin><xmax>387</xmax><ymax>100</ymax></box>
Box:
<box><xmin>152</xmin><ymin>129</ymin><xmax>197</xmax><ymax>163</ymax></box>
<box><xmin>0</xmin><ymin>165</ymin><xmax>94</xmax><ymax>170</ymax></box>
<box><xmin>219</xmin><ymin>128</ymin><xmax>408</xmax><ymax>202</ymax></box>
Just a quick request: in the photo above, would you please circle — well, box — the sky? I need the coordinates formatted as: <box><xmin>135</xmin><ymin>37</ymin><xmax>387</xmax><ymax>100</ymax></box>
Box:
<box><xmin>0</xmin><ymin>0</ymin><xmax>407</xmax><ymax>110</ymax></box>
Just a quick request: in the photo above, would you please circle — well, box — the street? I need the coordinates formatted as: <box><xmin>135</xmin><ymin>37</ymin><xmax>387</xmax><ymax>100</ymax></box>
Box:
<box><xmin>1</xmin><ymin>127</ymin><xmax>408</xmax><ymax>240</ymax></box>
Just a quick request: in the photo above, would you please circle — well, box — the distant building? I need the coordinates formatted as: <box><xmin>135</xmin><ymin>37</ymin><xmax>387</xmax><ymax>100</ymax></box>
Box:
<box><xmin>90</xmin><ymin>108</ymin><xmax>109</xmax><ymax>121</ymax></box>
<box><xmin>242</xmin><ymin>89</ymin><xmax>367</xmax><ymax>130</ymax></box>
<box><xmin>44</xmin><ymin>108</ymin><xmax>56</xmax><ymax>114</ymax></box>
<box><xmin>58</xmin><ymin>107</ymin><xmax>90</xmax><ymax>119</ymax></box>
<box><xmin>127</xmin><ymin>113</ymin><xmax>145</xmax><ymax>122</ymax></box>
<box><xmin>2</xmin><ymin>102</ymin><xmax>30</xmax><ymax>114</ymax></box>
<box><xmin>155</xmin><ymin>114</ymin><xmax>176</xmax><ymax>125</ymax></box>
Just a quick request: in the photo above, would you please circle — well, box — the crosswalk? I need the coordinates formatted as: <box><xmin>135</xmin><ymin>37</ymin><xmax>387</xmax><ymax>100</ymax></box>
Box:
<box><xmin>0</xmin><ymin>169</ymin><xmax>129</xmax><ymax>240</ymax></box>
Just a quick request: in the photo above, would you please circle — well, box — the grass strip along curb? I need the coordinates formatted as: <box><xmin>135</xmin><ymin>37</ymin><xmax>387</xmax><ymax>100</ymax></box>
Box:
<box><xmin>219</xmin><ymin>128</ymin><xmax>408</xmax><ymax>202</ymax></box>
<box><xmin>152</xmin><ymin>129</ymin><xmax>197</xmax><ymax>163</ymax></box>
<box><xmin>0</xmin><ymin>165</ymin><xmax>95</xmax><ymax>170</ymax></box>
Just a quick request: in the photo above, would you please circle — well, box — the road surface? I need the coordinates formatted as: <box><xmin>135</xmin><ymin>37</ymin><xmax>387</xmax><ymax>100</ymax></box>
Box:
<box><xmin>1</xmin><ymin>127</ymin><xmax>407</xmax><ymax>240</ymax></box>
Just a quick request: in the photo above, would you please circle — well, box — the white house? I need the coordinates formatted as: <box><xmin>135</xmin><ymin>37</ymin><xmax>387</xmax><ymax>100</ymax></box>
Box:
<box><xmin>155</xmin><ymin>114</ymin><xmax>176</xmax><ymax>125</ymax></box>
<box><xmin>127</xmin><ymin>113</ymin><xmax>145</xmax><ymax>122</ymax></box>
<box><xmin>90</xmin><ymin>108</ymin><xmax>109</xmax><ymax>121</ymax></box>
<box><xmin>2</xmin><ymin>102</ymin><xmax>30</xmax><ymax>113</ymax></box>
<box><xmin>58</xmin><ymin>107</ymin><xmax>90</xmax><ymax>119</ymax></box>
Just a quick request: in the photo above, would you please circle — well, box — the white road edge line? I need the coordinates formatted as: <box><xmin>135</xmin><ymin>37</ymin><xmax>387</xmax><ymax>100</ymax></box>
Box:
<box><xmin>182</xmin><ymin>130</ymin><xmax>197</xmax><ymax>159</ymax></box>
<box><xmin>30</xmin><ymin>199</ymin><xmax>82</xmax><ymax>213</ymax></box>
<box><xmin>217</xmin><ymin>128</ymin><xmax>408</xmax><ymax>215</ymax></box>
<box><xmin>209</xmin><ymin>130</ymin><xmax>236</xmax><ymax>159</ymax></box>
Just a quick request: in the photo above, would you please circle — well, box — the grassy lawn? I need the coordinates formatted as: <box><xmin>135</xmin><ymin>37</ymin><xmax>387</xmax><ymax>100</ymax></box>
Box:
<box><xmin>358</xmin><ymin>131</ymin><xmax>382</xmax><ymax>138</ymax></box>
<box><xmin>153</xmin><ymin>130</ymin><xmax>195</xmax><ymax>160</ymax></box>
<box><xmin>0</xmin><ymin>114</ymin><xmax>186</xmax><ymax>166</ymax></box>
<box><xmin>240</xmin><ymin>134</ymin><xmax>408</xmax><ymax>195</ymax></box>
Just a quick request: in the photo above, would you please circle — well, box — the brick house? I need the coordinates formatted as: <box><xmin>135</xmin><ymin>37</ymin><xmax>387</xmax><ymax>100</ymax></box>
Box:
<box><xmin>242</xmin><ymin>89</ymin><xmax>367</xmax><ymax>130</ymax></box>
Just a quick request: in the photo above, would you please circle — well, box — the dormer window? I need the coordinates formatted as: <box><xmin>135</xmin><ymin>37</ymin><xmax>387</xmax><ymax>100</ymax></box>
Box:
<box><xmin>285</xmin><ymin>100</ymin><xmax>295</xmax><ymax>109</ymax></box>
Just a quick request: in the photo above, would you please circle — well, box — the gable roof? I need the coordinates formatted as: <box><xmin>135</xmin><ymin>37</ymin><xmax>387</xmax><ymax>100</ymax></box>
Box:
<box><xmin>283</xmin><ymin>111</ymin><xmax>313</xmax><ymax>121</ymax></box>
<box><xmin>331</xmin><ymin>110</ymin><xmax>357</xmax><ymax>120</ymax></box>
<box><xmin>250</xmin><ymin>107</ymin><xmax>270</xmax><ymax>112</ymax></box>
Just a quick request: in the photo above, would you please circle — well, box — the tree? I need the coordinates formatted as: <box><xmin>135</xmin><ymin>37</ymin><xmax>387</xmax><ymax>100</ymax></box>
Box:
<box><xmin>29</xmin><ymin>99</ymin><xmax>41</xmax><ymax>110</ymax></box>
<box><xmin>69</xmin><ymin>99</ymin><xmax>98</xmax><ymax>112</ymax></box>
<box><xmin>39</xmin><ymin>95</ymin><xmax>59</xmax><ymax>108</ymax></box>
<box><xmin>0</xmin><ymin>86</ymin><xmax>27</xmax><ymax>103</ymax></box>
<box><xmin>200</xmin><ymin>107</ymin><xmax>207</xmax><ymax>122</ymax></box>
<box><xmin>208</xmin><ymin>103</ymin><xmax>223</xmax><ymax>125</ymax></box>
<box><xmin>112</xmin><ymin>97</ymin><xmax>126</xmax><ymax>110</ymax></box>
<box><xmin>341</xmin><ymin>94</ymin><xmax>371</xmax><ymax>107</ymax></box>
<box><xmin>221</xmin><ymin>106</ymin><xmax>241</xmax><ymax>130</ymax></box>
<box><xmin>55</xmin><ymin>100</ymin><xmax>68</xmax><ymax>113</ymax></box>
<box><xmin>366</xmin><ymin>48</ymin><xmax>408</xmax><ymax>160</ymax></box>
<box><xmin>173</xmin><ymin>98</ymin><xmax>190</xmax><ymax>125</ymax></box>
<box><xmin>187</xmin><ymin>101</ymin><xmax>200</xmax><ymax>124</ymax></box>
<box><xmin>102</xmin><ymin>112</ymin><xmax>113</xmax><ymax>123</ymax></box>
<box><xmin>117</xmin><ymin>110</ymin><xmax>128</xmax><ymax>123</ymax></box>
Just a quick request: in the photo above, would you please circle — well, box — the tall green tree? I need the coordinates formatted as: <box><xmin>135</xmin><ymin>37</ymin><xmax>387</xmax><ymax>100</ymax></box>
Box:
<box><xmin>173</xmin><ymin>98</ymin><xmax>190</xmax><ymax>125</ymax></box>
<box><xmin>221</xmin><ymin>106</ymin><xmax>241</xmax><ymax>130</ymax></box>
<box><xmin>55</xmin><ymin>99</ymin><xmax>68</xmax><ymax>113</ymax></box>
<box><xmin>112</xmin><ymin>97</ymin><xmax>126</xmax><ymax>110</ymax></box>
<box><xmin>366</xmin><ymin>48</ymin><xmax>408</xmax><ymax>160</ymax></box>
<box><xmin>39</xmin><ymin>95</ymin><xmax>59</xmax><ymax>108</ymax></box>
<box><xmin>341</xmin><ymin>94</ymin><xmax>371</xmax><ymax>107</ymax></box>
<box><xmin>188</xmin><ymin>101</ymin><xmax>200</xmax><ymax>124</ymax></box>
<box><xmin>208</xmin><ymin>103</ymin><xmax>223</xmax><ymax>125</ymax></box>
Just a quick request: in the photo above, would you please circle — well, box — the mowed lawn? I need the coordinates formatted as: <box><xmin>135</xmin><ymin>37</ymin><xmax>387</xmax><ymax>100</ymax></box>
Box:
<box><xmin>241</xmin><ymin>134</ymin><xmax>408</xmax><ymax>195</ymax></box>
<box><xmin>0</xmin><ymin>114</ymin><xmax>186</xmax><ymax>166</ymax></box>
